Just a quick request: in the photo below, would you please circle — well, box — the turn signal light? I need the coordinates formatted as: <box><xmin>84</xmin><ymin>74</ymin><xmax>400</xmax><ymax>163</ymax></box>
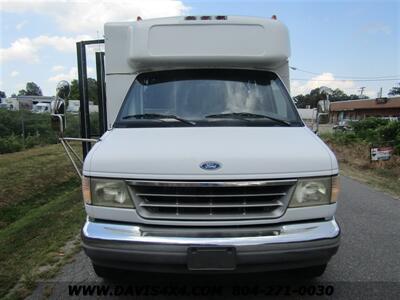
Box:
<box><xmin>331</xmin><ymin>176</ymin><xmax>340</xmax><ymax>203</ymax></box>
<box><xmin>82</xmin><ymin>176</ymin><xmax>91</xmax><ymax>204</ymax></box>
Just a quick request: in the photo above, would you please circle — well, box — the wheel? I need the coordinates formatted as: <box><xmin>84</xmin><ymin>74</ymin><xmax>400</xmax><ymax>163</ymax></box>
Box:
<box><xmin>298</xmin><ymin>264</ymin><xmax>327</xmax><ymax>278</ymax></box>
<box><xmin>92</xmin><ymin>263</ymin><xmax>123</xmax><ymax>279</ymax></box>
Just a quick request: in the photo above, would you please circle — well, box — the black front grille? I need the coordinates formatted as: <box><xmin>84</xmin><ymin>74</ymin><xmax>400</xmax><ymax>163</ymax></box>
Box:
<box><xmin>128</xmin><ymin>180</ymin><xmax>296</xmax><ymax>221</ymax></box>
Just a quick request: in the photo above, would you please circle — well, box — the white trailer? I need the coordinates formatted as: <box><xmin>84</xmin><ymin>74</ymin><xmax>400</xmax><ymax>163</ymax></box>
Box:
<box><xmin>1</xmin><ymin>98</ymin><xmax>19</xmax><ymax>110</ymax></box>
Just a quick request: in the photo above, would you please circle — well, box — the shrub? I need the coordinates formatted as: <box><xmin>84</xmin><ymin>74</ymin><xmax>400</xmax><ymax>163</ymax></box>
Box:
<box><xmin>327</xmin><ymin>117</ymin><xmax>400</xmax><ymax>155</ymax></box>
<box><xmin>0</xmin><ymin>135</ymin><xmax>23</xmax><ymax>154</ymax></box>
<box><xmin>321</xmin><ymin>131</ymin><xmax>359</xmax><ymax>145</ymax></box>
<box><xmin>25</xmin><ymin>133</ymin><xmax>44</xmax><ymax>148</ymax></box>
<box><xmin>0</xmin><ymin>110</ymin><xmax>100</xmax><ymax>154</ymax></box>
<box><xmin>375</xmin><ymin>121</ymin><xmax>400</xmax><ymax>151</ymax></box>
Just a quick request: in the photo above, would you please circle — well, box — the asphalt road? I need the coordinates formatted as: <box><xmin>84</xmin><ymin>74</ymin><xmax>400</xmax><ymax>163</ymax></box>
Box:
<box><xmin>28</xmin><ymin>176</ymin><xmax>400</xmax><ymax>299</ymax></box>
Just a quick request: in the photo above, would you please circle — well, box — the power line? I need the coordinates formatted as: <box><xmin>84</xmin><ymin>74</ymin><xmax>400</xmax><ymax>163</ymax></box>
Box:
<box><xmin>290</xmin><ymin>66</ymin><xmax>400</xmax><ymax>80</ymax></box>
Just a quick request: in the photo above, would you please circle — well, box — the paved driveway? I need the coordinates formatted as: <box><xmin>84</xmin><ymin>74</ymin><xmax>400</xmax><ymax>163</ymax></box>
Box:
<box><xmin>28</xmin><ymin>176</ymin><xmax>400</xmax><ymax>299</ymax></box>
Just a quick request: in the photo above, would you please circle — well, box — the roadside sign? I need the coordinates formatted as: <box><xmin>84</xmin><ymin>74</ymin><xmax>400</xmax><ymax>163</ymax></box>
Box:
<box><xmin>370</xmin><ymin>146</ymin><xmax>394</xmax><ymax>161</ymax></box>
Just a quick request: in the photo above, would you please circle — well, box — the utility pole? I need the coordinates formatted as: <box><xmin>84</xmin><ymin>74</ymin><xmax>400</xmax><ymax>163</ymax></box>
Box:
<box><xmin>378</xmin><ymin>87</ymin><xmax>383</xmax><ymax>98</ymax></box>
<box><xmin>20</xmin><ymin>110</ymin><xmax>25</xmax><ymax>150</ymax></box>
<box><xmin>359</xmin><ymin>87</ymin><xmax>366</xmax><ymax>98</ymax></box>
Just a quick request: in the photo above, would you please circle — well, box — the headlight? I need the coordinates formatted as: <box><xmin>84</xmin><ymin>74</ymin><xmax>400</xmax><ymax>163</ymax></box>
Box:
<box><xmin>289</xmin><ymin>176</ymin><xmax>339</xmax><ymax>208</ymax></box>
<box><xmin>83</xmin><ymin>177</ymin><xmax>134</xmax><ymax>208</ymax></box>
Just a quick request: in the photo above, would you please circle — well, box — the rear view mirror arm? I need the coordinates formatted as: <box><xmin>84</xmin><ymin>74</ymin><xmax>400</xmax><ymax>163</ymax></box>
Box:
<box><xmin>59</xmin><ymin>137</ymin><xmax>99</xmax><ymax>178</ymax></box>
<box><xmin>60</xmin><ymin>138</ymin><xmax>83</xmax><ymax>178</ymax></box>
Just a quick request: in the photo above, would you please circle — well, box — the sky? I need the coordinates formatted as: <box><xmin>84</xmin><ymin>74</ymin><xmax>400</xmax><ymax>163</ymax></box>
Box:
<box><xmin>0</xmin><ymin>0</ymin><xmax>399</xmax><ymax>98</ymax></box>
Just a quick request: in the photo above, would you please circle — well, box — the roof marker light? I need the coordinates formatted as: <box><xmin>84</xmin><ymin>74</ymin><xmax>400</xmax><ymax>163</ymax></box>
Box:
<box><xmin>137</xmin><ymin>16</ymin><xmax>142</xmax><ymax>21</ymax></box>
<box><xmin>271</xmin><ymin>15</ymin><xmax>277</xmax><ymax>20</ymax></box>
<box><xmin>185</xmin><ymin>16</ymin><xmax>196</xmax><ymax>20</ymax></box>
<box><xmin>215</xmin><ymin>16</ymin><xmax>227</xmax><ymax>20</ymax></box>
<box><xmin>200</xmin><ymin>16</ymin><xmax>212</xmax><ymax>20</ymax></box>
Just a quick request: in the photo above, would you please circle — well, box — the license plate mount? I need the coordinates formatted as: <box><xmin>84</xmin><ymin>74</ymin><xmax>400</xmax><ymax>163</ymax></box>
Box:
<box><xmin>187</xmin><ymin>247</ymin><xmax>236</xmax><ymax>271</ymax></box>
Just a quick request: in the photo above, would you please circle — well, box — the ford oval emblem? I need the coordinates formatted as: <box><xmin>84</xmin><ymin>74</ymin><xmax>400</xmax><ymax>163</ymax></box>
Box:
<box><xmin>200</xmin><ymin>161</ymin><xmax>221</xmax><ymax>171</ymax></box>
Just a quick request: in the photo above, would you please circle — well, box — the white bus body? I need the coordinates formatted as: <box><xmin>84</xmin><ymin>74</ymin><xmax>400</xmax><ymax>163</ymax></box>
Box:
<box><xmin>80</xmin><ymin>16</ymin><xmax>340</xmax><ymax>277</ymax></box>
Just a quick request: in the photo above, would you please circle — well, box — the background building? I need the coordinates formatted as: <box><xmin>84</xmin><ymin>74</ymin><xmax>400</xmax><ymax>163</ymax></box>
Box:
<box><xmin>0</xmin><ymin>95</ymin><xmax>54</xmax><ymax>111</ymax></box>
<box><xmin>330</xmin><ymin>97</ymin><xmax>400</xmax><ymax>123</ymax></box>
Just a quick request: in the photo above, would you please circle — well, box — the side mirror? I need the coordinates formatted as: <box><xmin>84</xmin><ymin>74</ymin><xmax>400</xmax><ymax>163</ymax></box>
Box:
<box><xmin>51</xmin><ymin>80</ymin><xmax>70</xmax><ymax>134</ymax></box>
<box><xmin>314</xmin><ymin>99</ymin><xmax>330</xmax><ymax>133</ymax></box>
<box><xmin>51</xmin><ymin>114</ymin><xmax>64</xmax><ymax>133</ymax></box>
<box><xmin>56</xmin><ymin>80</ymin><xmax>71</xmax><ymax>101</ymax></box>
<box><xmin>52</xmin><ymin>80</ymin><xmax>70</xmax><ymax>115</ymax></box>
<box><xmin>52</xmin><ymin>99</ymin><xmax>65</xmax><ymax>115</ymax></box>
<box><xmin>317</xmin><ymin>99</ymin><xmax>330</xmax><ymax>113</ymax></box>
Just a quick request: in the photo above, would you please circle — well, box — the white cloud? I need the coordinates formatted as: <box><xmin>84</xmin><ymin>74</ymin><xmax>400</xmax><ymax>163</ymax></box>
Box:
<box><xmin>34</xmin><ymin>35</ymin><xmax>92</xmax><ymax>52</ymax></box>
<box><xmin>1</xmin><ymin>0</ymin><xmax>187</xmax><ymax>66</ymax></box>
<box><xmin>0</xmin><ymin>34</ymin><xmax>91</xmax><ymax>63</ymax></box>
<box><xmin>291</xmin><ymin>73</ymin><xmax>357</xmax><ymax>96</ymax></box>
<box><xmin>16</xmin><ymin>20</ymin><xmax>28</xmax><ymax>30</ymax></box>
<box><xmin>0</xmin><ymin>37</ymin><xmax>40</xmax><ymax>63</ymax></box>
<box><xmin>10</xmin><ymin>70</ymin><xmax>19</xmax><ymax>77</ymax></box>
<box><xmin>52</xmin><ymin>65</ymin><xmax>65</xmax><ymax>72</ymax></box>
<box><xmin>0</xmin><ymin>0</ymin><xmax>188</xmax><ymax>33</ymax></box>
<box><xmin>48</xmin><ymin>67</ymin><xmax>78</xmax><ymax>83</ymax></box>
<box><xmin>48</xmin><ymin>66</ymin><xmax>95</xmax><ymax>82</ymax></box>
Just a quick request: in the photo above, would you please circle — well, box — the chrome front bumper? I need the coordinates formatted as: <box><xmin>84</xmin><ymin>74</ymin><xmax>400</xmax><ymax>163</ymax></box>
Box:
<box><xmin>82</xmin><ymin>218</ymin><xmax>340</xmax><ymax>273</ymax></box>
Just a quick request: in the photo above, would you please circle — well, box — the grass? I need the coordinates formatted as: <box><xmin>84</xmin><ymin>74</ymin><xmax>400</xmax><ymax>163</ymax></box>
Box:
<box><xmin>0</xmin><ymin>144</ymin><xmax>77</xmax><ymax>209</ymax></box>
<box><xmin>0</xmin><ymin>144</ymin><xmax>86</xmax><ymax>299</ymax></box>
<box><xmin>321</xmin><ymin>135</ymin><xmax>400</xmax><ymax>199</ymax></box>
<box><xmin>339</xmin><ymin>163</ymin><xmax>400</xmax><ymax>199</ymax></box>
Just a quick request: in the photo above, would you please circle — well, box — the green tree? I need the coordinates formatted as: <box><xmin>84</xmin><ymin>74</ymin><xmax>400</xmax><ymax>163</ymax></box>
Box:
<box><xmin>294</xmin><ymin>88</ymin><xmax>329</xmax><ymax>108</ymax></box>
<box><xmin>388</xmin><ymin>83</ymin><xmax>400</xmax><ymax>96</ymax></box>
<box><xmin>331</xmin><ymin>88</ymin><xmax>360</xmax><ymax>101</ymax></box>
<box><xmin>69</xmin><ymin>79</ymin><xmax>80</xmax><ymax>100</ymax></box>
<box><xmin>294</xmin><ymin>87</ymin><xmax>362</xmax><ymax>108</ymax></box>
<box><xmin>17</xmin><ymin>89</ymin><xmax>27</xmax><ymax>96</ymax></box>
<box><xmin>18</xmin><ymin>82</ymin><xmax>43</xmax><ymax>96</ymax></box>
<box><xmin>25</xmin><ymin>82</ymin><xmax>43</xmax><ymax>96</ymax></box>
<box><xmin>69</xmin><ymin>78</ymin><xmax>98</xmax><ymax>104</ymax></box>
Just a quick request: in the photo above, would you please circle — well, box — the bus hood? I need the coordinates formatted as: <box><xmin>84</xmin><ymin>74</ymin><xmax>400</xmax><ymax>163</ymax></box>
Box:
<box><xmin>83</xmin><ymin>127</ymin><xmax>338</xmax><ymax>180</ymax></box>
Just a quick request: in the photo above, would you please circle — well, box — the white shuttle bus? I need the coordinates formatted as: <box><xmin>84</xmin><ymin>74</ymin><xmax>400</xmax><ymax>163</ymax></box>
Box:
<box><xmin>52</xmin><ymin>16</ymin><xmax>340</xmax><ymax>277</ymax></box>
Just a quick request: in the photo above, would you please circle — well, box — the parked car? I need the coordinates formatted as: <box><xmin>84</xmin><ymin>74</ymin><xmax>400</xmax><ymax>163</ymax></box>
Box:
<box><xmin>333</xmin><ymin>119</ymin><xmax>356</xmax><ymax>131</ymax></box>
<box><xmin>32</xmin><ymin>103</ymin><xmax>51</xmax><ymax>113</ymax></box>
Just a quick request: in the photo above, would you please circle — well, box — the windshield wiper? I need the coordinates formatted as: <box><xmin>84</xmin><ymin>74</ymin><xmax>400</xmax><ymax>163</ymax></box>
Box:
<box><xmin>205</xmin><ymin>112</ymin><xmax>291</xmax><ymax>126</ymax></box>
<box><xmin>122</xmin><ymin>113</ymin><xmax>196</xmax><ymax>126</ymax></box>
